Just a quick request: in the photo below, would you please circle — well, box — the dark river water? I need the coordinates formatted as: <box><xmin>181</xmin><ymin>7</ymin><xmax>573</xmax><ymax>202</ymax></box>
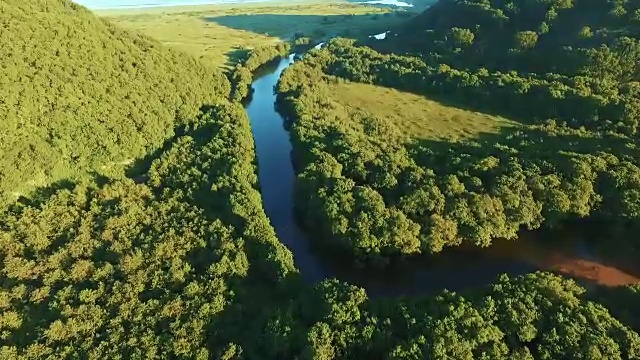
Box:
<box><xmin>244</xmin><ymin>55</ymin><xmax>640</xmax><ymax>297</ymax></box>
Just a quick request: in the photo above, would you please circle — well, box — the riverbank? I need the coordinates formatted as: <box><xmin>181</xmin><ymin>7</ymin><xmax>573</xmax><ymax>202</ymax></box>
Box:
<box><xmin>246</xmin><ymin>47</ymin><xmax>640</xmax><ymax>297</ymax></box>
<box><xmin>292</xmin><ymin>197</ymin><xmax>640</xmax><ymax>295</ymax></box>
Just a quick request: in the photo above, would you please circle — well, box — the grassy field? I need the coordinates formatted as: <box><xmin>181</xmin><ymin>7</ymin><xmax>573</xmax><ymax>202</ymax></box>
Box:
<box><xmin>102</xmin><ymin>1</ymin><xmax>415</xmax><ymax>68</ymax></box>
<box><xmin>327</xmin><ymin>81</ymin><xmax>519</xmax><ymax>142</ymax></box>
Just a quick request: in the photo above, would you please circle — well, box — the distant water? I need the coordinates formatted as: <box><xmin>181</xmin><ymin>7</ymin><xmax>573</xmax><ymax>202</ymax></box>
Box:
<box><xmin>371</xmin><ymin>31</ymin><xmax>389</xmax><ymax>39</ymax></box>
<box><xmin>359</xmin><ymin>0</ymin><xmax>413</xmax><ymax>6</ymax></box>
<box><xmin>73</xmin><ymin>0</ymin><xmax>269</xmax><ymax>10</ymax></box>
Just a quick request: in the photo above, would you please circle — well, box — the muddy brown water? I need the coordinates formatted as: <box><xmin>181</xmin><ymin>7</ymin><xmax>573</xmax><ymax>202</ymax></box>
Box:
<box><xmin>244</xmin><ymin>54</ymin><xmax>640</xmax><ymax>298</ymax></box>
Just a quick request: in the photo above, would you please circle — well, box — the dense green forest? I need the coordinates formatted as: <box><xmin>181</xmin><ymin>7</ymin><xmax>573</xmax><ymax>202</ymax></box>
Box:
<box><xmin>0</xmin><ymin>102</ymin><xmax>300</xmax><ymax>358</ymax></box>
<box><xmin>2</xmin><ymin>0</ymin><xmax>640</xmax><ymax>358</ymax></box>
<box><xmin>0</xmin><ymin>0</ymin><xmax>230</xmax><ymax>207</ymax></box>
<box><xmin>276</xmin><ymin>0</ymin><xmax>640</xmax><ymax>260</ymax></box>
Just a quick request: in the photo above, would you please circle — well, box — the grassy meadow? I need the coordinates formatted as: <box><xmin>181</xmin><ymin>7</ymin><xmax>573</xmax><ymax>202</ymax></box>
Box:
<box><xmin>327</xmin><ymin>81</ymin><xmax>519</xmax><ymax>142</ymax></box>
<box><xmin>101</xmin><ymin>1</ymin><xmax>415</xmax><ymax>68</ymax></box>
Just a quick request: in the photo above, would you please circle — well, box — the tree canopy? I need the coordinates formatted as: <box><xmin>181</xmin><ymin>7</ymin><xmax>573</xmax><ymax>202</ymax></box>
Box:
<box><xmin>0</xmin><ymin>100</ymin><xmax>302</xmax><ymax>359</ymax></box>
<box><xmin>0</xmin><ymin>0</ymin><xmax>230</xmax><ymax>207</ymax></box>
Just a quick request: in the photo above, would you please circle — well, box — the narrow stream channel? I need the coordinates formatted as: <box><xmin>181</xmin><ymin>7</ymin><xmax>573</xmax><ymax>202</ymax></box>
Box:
<box><xmin>245</xmin><ymin>55</ymin><xmax>327</xmax><ymax>284</ymax></box>
<box><xmin>244</xmin><ymin>54</ymin><xmax>640</xmax><ymax>297</ymax></box>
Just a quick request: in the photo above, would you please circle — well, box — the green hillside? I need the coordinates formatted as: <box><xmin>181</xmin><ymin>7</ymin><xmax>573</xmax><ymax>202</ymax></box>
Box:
<box><xmin>0</xmin><ymin>0</ymin><xmax>230</xmax><ymax>207</ymax></box>
<box><xmin>396</xmin><ymin>0</ymin><xmax>640</xmax><ymax>76</ymax></box>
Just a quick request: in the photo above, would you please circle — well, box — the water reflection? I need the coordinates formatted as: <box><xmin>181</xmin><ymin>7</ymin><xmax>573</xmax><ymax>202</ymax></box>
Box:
<box><xmin>244</xmin><ymin>55</ymin><xmax>640</xmax><ymax>298</ymax></box>
<box><xmin>245</xmin><ymin>54</ymin><xmax>326</xmax><ymax>284</ymax></box>
<box><xmin>489</xmin><ymin>229</ymin><xmax>640</xmax><ymax>288</ymax></box>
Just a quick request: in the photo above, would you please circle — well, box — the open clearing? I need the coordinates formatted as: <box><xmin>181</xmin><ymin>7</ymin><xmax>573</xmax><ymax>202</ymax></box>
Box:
<box><xmin>102</xmin><ymin>2</ymin><xmax>413</xmax><ymax>68</ymax></box>
<box><xmin>327</xmin><ymin>81</ymin><xmax>520</xmax><ymax>142</ymax></box>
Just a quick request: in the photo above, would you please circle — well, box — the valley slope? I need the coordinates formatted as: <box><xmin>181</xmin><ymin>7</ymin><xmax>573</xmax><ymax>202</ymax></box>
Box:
<box><xmin>0</xmin><ymin>0</ymin><xmax>230</xmax><ymax>206</ymax></box>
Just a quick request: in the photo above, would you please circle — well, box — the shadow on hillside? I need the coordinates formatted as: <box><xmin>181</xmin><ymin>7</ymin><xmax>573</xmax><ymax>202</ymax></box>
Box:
<box><xmin>203</xmin><ymin>12</ymin><xmax>407</xmax><ymax>40</ymax></box>
<box><xmin>408</xmin><ymin>122</ymin><xmax>633</xmax><ymax>201</ymax></box>
<box><xmin>408</xmin><ymin>125</ymin><xmax>636</xmax><ymax>173</ymax></box>
<box><xmin>224</xmin><ymin>48</ymin><xmax>250</xmax><ymax>67</ymax></box>
<box><xmin>11</xmin><ymin>179</ymin><xmax>77</xmax><ymax>210</ymax></box>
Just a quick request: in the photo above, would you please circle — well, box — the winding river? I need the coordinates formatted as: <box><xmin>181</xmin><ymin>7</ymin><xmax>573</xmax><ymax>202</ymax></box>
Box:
<box><xmin>244</xmin><ymin>54</ymin><xmax>640</xmax><ymax>297</ymax></box>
